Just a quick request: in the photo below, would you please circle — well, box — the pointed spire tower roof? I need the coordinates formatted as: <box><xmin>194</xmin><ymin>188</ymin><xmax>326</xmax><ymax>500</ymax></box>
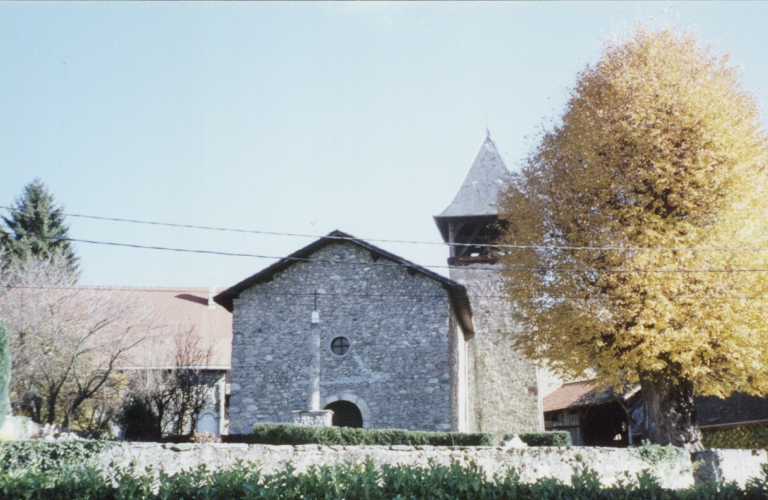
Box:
<box><xmin>434</xmin><ymin>133</ymin><xmax>511</xmax><ymax>241</ymax></box>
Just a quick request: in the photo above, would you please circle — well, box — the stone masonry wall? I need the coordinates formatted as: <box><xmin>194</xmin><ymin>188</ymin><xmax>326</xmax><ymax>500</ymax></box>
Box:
<box><xmin>692</xmin><ymin>449</ymin><xmax>768</xmax><ymax>488</ymax></box>
<box><xmin>450</xmin><ymin>263</ymin><xmax>542</xmax><ymax>435</ymax></box>
<box><xmin>98</xmin><ymin>443</ymin><xmax>694</xmax><ymax>489</ymax></box>
<box><xmin>229</xmin><ymin>242</ymin><xmax>457</xmax><ymax>434</ymax></box>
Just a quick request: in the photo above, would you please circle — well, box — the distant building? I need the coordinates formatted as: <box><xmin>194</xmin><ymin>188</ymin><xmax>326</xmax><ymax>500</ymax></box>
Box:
<box><xmin>543</xmin><ymin>380</ymin><xmax>768</xmax><ymax>446</ymax></box>
<box><xmin>112</xmin><ymin>287</ymin><xmax>232</xmax><ymax>436</ymax></box>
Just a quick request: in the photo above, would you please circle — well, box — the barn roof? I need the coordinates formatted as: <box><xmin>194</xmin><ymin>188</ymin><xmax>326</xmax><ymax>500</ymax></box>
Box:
<box><xmin>545</xmin><ymin>379</ymin><xmax>768</xmax><ymax>429</ymax></box>
<box><xmin>0</xmin><ymin>286</ymin><xmax>233</xmax><ymax>370</ymax></box>
<box><xmin>107</xmin><ymin>287</ymin><xmax>233</xmax><ymax>370</ymax></box>
<box><xmin>543</xmin><ymin>380</ymin><xmax>597</xmax><ymax>413</ymax></box>
<box><xmin>214</xmin><ymin>230</ymin><xmax>474</xmax><ymax>336</ymax></box>
<box><xmin>543</xmin><ymin>379</ymin><xmax>640</xmax><ymax>413</ymax></box>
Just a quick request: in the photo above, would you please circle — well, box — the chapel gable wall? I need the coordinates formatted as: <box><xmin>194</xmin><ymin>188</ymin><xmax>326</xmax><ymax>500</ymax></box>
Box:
<box><xmin>228</xmin><ymin>242</ymin><xmax>455</xmax><ymax>434</ymax></box>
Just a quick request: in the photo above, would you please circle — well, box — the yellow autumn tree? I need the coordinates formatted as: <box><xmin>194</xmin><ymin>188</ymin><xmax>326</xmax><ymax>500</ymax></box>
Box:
<box><xmin>499</xmin><ymin>26</ymin><xmax>768</xmax><ymax>450</ymax></box>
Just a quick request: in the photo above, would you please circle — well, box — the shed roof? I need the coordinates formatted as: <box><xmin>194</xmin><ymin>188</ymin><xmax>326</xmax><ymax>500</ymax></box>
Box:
<box><xmin>435</xmin><ymin>134</ymin><xmax>511</xmax><ymax>220</ymax></box>
<box><xmin>543</xmin><ymin>379</ymin><xmax>640</xmax><ymax>413</ymax></box>
<box><xmin>696</xmin><ymin>393</ymin><xmax>768</xmax><ymax>428</ymax></box>
<box><xmin>545</xmin><ymin>380</ymin><xmax>768</xmax><ymax>429</ymax></box>
<box><xmin>213</xmin><ymin>230</ymin><xmax>474</xmax><ymax>336</ymax></box>
<box><xmin>543</xmin><ymin>380</ymin><xmax>597</xmax><ymax>413</ymax></box>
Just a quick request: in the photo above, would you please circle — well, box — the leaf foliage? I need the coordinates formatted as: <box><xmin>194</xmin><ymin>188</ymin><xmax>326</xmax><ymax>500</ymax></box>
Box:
<box><xmin>499</xmin><ymin>26</ymin><xmax>768</xmax><ymax>396</ymax></box>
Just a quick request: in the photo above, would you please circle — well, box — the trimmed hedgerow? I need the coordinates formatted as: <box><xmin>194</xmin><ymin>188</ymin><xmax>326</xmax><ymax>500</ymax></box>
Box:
<box><xmin>517</xmin><ymin>431</ymin><xmax>572</xmax><ymax>447</ymax></box>
<box><xmin>0</xmin><ymin>440</ymin><xmax>115</xmax><ymax>473</ymax></box>
<box><xmin>702</xmin><ymin>424</ymin><xmax>768</xmax><ymax>450</ymax></box>
<box><xmin>0</xmin><ymin>459</ymin><xmax>758</xmax><ymax>499</ymax></box>
<box><xmin>224</xmin><ymin>423</ymin><xmax>495</xmax><ymax>446</ymax></box>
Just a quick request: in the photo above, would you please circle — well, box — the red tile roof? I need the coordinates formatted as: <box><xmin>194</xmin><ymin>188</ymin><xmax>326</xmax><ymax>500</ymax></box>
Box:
<box><xmin>543</xmin><ymin>380</ymin><xmax>597</xmax><ymax>413</ymax></box>
<box><xmin>111</xmin><ymin>287</ymin><xmax>233</xmax><ymax>369</ymax></box>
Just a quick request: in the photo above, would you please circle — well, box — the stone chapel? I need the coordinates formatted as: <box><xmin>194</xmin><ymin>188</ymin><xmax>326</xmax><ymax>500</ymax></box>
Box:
<box><xmin>216</xmin><ymin>135</ymin><xmax>543</xmax><ymax>435</ymax></box>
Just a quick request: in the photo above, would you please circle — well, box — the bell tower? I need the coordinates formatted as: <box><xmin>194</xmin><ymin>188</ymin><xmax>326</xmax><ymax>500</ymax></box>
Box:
<box><xmin>435</xmin><ymin>133</ymin><xmax>509</xmax><ymax>264</ymax></box>
<box><xmin>435</xmin><ymin>133</ymin><xmax>543</xmax><ymax>435</ymax></box>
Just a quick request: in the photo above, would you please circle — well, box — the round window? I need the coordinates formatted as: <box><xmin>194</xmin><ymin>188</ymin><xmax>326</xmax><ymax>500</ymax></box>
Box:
<box><xmin>330</xmin><ymin>336</ymin><xmax>351</xmax><ymax>356</ymax></box>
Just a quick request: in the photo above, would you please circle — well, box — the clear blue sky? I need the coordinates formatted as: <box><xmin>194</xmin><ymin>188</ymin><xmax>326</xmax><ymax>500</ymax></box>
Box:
<box><xmin>1</xmin><ymin>2</ymin><xmax>766</xmax><ymax>288</ymax></box>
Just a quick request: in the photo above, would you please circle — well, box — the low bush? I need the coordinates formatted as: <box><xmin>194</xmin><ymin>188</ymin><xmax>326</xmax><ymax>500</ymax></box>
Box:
<box><xmin>516</xmin><ymin>431</ymin><xmax>572</xmax><ymax>447</ymax></box>
<box><xmin>702</xmin><ymin>423</ymin><xmax>768</xmax><ymax>450</ymax></box>
<box><xmin>116</xmin><ymin>396</ymin><xmax>160</xmax><ymax>442</ymax></box>
<box><xmin>0</xmin><ymin>459</ymin><xmax>760</xmax><ymax>499</ymax></box>
<box><xmin>224</xmin><ymin>423</ymin><xmax>495</xmax><ymax>446</ymax></box>
<box><xmin>0</xmin><ymin>440</ymin><xmax>114</xmax><ymax>472</ymax></box>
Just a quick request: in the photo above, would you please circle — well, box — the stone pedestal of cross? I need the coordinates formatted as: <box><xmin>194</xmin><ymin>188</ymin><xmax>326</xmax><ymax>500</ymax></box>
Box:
<box><xmin>293</xmin><ymin>409</ymin><xmax>334</xmax><ymax>427</ymax></box>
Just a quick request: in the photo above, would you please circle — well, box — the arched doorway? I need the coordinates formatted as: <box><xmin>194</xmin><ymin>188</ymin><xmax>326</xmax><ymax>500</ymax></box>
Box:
<box><xmin>324</xmin><ymin>400</ymin><xmax>363</xmax><ymax>428</ymax></box>
<box><xmin>581</xmin><ymin>402</ymin><xmax>629</xmax><ymax>447</ymax></box>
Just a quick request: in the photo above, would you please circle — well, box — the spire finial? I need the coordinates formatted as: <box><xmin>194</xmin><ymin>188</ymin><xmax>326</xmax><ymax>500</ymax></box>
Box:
<box><xmin>485</xmin><ymin>127</ymin><xmax>491</xmax><ymax>139</ymax></box>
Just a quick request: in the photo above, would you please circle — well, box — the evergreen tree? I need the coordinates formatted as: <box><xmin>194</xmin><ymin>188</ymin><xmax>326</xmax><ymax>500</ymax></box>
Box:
<box><xmin>1</xmin><ymin>179</ymin><xmax>78</xmax><ymax>273</ymax></box>
<box><xmin>0</xmin><ymin>321</ymin><xmax>9</xmax><ymax>431</ymax></box>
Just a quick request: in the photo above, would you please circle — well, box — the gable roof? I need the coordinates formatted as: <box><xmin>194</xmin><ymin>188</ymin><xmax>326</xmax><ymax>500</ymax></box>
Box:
<box><xmin>543</xmin><ymin>380</ymin><xmax>597</xmax><ymax>413</ymax></box>
<box><xmin>435</xmin><ymin>134</ymin><xmax>511</xmax><ymax>220</ymax></box>
<box><xmin>107</xmin><ymin>287</ymin><xmax>232</xmax><ymax>369</ymax></box>
<box><xmin>214</xmin><ymin>230</ymin><xmax>474</xmax><ymax>336</ymax></box>
<box><xmin>543</xmin><ymin>379</ymin><xmax>640</xmax><ymax>413</ymax></box>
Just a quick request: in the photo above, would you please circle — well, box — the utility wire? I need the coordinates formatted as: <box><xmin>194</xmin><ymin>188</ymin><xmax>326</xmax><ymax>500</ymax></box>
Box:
<box><xmin>5</xmin><ymin>232</ymin><xmax>768</xmax><ymax>275</ymax></box>
<box><xmin>2</xmin><ymin>205</ymin><xmax>766</xmax><ymax>253</ymax></box>
<box><xmin>5</xmin><ymin>285</ymin><xmax>768</xmax><ymax>302</ymax></box>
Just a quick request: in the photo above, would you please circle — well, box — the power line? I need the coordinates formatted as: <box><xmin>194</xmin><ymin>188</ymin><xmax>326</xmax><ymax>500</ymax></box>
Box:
<box><xmin>2</xmin><ymin>205</ymin><xmax>766</xmax><ymax>253</ymax></box>
<box><xmin>12</xmin><ymin>231</ymin><xmax>768</xmax><ymax>274</ymax></box>
<box><xmin>5</xmin><ymin>284</ymin><xmax>768</xmax><ymax>302</ymax></box>
<box><xmin>7</xmin><ymin>232</ymin><xmax>768</xmax><ymax>274</ymax></box>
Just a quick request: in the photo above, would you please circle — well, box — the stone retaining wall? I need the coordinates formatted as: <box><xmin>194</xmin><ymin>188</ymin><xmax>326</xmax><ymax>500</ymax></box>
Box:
<box><xmin>692</xmin><ymin>449</ymin><xmax>768</xmax><ymax>487</ymax></box>
<box><xmin>99</xmin><ymin>443</ymin><xmax>694</xmax><ymax>489</ymax></box>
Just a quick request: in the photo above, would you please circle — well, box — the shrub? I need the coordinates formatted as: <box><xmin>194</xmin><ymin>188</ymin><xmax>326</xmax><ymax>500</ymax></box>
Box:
<box><xmin>224</xmin><ymin>423</ymin><xmax>494</xmax><ymax>446</ymax></box>
<box><xmin>0</xmin><ymin>439</ymin><xmax>114</xmax><ymax>472</ymax></box>
<box><xmin>702</xmin><ymin>424</ymin><xmax>768</xmax><ymax>450</ymax></box>
<box><xmin>0</xmin><ymin>459</ymin><xmax>758</xmax><ymax>499</ymax></box>
<box><xmin>116</xmin><ymin>396</ymin><xmax>160</xmax><ymax>442</ymax></box>
<box><xmin>515</xmin><ymin>431</ymin><xmax>572</xmax><ymax>447</ymax></box>
<box><xmin>630</xmin><ymin>440</ymin><xmax>686</xmax><ymax>468</ymax></box>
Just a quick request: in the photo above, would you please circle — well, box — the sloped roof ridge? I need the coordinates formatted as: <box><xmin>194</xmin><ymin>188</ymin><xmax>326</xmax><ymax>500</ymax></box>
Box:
<box><xmin>55</xmin><ymin>286</ymin><xmax>225</xmax><ymax>293</ymax></box>
<box><xmin>214</xmin><ymin>230</ymin><xmax>467</xmax><ymax>304</ymax></box>
<box><xmin>324</xmin><ymin>230</ymin><xmax>466</xmax><ymax>289</ymax></box>
<box><xmin>212</xmin><ymin>230</ymin><xmax>474</xmax><ymax>335</ymax></box>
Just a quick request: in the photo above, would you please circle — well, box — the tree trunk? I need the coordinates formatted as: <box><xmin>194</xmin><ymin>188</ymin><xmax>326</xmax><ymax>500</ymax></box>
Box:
<box><xmin>641</xmin><ymin>375</ymin><xmax>703</xmax><ymax>451</ymax></box>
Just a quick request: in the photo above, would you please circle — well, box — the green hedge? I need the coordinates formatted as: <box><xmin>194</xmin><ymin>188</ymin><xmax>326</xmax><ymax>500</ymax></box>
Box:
<box><xmin>702</xmin><ymin>424</ymin><xmax>768</xmax><ymax>450</ymax></box>
<box><xmin>0</xmin><ymin>459</ymin><xmax>759</xmax><ymax>499</ymax></box>
<box><xmin>0</xmin><ymin>440</ymin><xmax>115</xmax><ymax>472</ymax></box>
<box><xmin>516</xmin><ymin>431</ymin><xmax>572</xmax><ymax>447</ymax></box>
<box><xmin>225</xmin><ymin>423</ymin><xmax>494</xmax><ymax>446</ymax></box>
